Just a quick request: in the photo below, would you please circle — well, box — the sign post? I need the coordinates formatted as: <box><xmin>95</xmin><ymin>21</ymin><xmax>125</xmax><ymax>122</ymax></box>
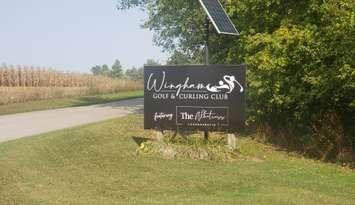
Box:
<box><xmin>204</xmin><ymin>15</ymin><xmax>210</xmax><ymax>141</ymax></box>
<box><xmin>199</xmin><ymin>0</ymin><xmax>240</xmax><ymax>145</ymax></box>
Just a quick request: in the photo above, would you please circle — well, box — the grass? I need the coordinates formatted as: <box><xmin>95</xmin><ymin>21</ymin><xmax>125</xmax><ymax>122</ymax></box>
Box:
<box><xmin>0</xmin><ymin>115</ymin><xmax>354</xmax><ymax>205</ymax></box>
<box><xmin>0</xmin><ymin>90</ymin><xmax>143</xmax><ymax>116</ymax></box>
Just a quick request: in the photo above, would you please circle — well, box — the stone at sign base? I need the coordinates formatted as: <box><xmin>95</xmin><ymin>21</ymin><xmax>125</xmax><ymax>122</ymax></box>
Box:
<box><xmin>227</xmin><ymin>134</ymin><xmax>237</xmax><ymax>150</ymax></box>
<box><xmin>155</xmin><ymin>130</ymin><xmax>164</xmax><ymax>141</ymax></box>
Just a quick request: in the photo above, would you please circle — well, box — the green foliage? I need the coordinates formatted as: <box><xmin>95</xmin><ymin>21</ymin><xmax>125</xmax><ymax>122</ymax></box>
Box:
<box><xmin>91</xmin><ymin>60</ymin><xmax>123</xmax><ymax>78</ymax></box>
<box><xmin>118</xmin><ymin>0</ymin><xmax>206</xmax><ymax>56</ymax></box>
<box><xmin>167</xmin><ymin>51</ymin><xmax>201</xmax><ymax>65</ymax></box>
<box><xmin>101</xmin><ymin>64</ymin><xmax>111</xmax><ymax>76</ymax></box>
<box><xmin>244</xmin><ymin>1</ymin><xmax>354</xmax><ymax>128</ymax></box>
<box><xmin>91</xmin><ymin>59</ymin><xmax>160</xmax><ymax>80</ymax></box>
<box><xmin>90</xmin><ymin>64</ymin><xmax>110</xmax><ymax>77</ymax></box>
<box><xmin>116</xmin><ymin>0</ymin><xmax>149</xmax><ymax>10</ymax></box>
<box><xmin>117</xmin><ymin>0</ymin><xmax>355</xmax><ymax>159</ymax></box>
<box><xmin>90</xmin><ymin>65</ymin><xmax>104</xmax><ymax>76</ymax></box>
<box><xmin>144</xmin><ymin>58</ymin><xmax>161</xmax><ymax>66</ymax></box>
<box><xmin>125</xmin><ymin>67</ymin><xmax>143</xmax><ymax>81</ymax></box>
<box><xmin>125</xmin><ymin>59</ymin><xmax>161</xmax><ymax>81</ymax></box>
<box><xmin>111</xmin><ymin>59</ymin><xmax>124</xmax><ymax>78</ymax></box>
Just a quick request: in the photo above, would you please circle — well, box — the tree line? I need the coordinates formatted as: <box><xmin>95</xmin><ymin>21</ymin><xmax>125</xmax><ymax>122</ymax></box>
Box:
<box><xmin>90</xmin><ymin>59</ymin><xmax>160</xmax><ymax>81</ymax></box>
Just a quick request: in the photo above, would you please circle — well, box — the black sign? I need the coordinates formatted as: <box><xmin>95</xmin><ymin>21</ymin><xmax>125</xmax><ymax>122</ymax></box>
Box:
<box><xmin>144</xmin><ymin>65</ymin><xmax>246</xmax><ymax>133</ymax></box>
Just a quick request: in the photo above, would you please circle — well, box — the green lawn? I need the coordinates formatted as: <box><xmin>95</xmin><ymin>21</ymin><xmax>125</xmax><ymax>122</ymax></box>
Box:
<box><xmin>0</xmin><ymin>115</ymin><xmax>354</xmax><ymax>205</ymax></box>
<box><xmin>0</xmin><ymin>90</ymin><xmax>143</xmax><ymax>116</ymax></box>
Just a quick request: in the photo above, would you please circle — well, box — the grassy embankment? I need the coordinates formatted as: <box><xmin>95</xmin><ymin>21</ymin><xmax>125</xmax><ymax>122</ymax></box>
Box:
<box><xmin>0</xmin><ymin>90</ymin><xmax>143</xmax><ymax>116</ymax></box>
<box><xmin>0</xmin><ymin>115</ymin><xmax>353</xmax><ymax>205</ymax></box>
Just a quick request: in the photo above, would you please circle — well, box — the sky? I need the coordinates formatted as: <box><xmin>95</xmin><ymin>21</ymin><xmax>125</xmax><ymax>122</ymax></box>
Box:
<box><xmin>0</xmin><ymin>0</ymin><xmax>168</xmax><ymax>72</ymax></box>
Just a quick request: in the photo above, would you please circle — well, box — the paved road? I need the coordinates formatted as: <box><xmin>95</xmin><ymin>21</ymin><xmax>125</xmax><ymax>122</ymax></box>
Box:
<box><xmin>0</xmin><ymin>98</ymin><xmax>143</xmax><ymax>143</ymax></box>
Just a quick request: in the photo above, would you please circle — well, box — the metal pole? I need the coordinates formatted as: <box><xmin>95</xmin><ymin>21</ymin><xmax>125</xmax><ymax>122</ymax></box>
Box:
<box><xmin>204</xmin><ymin>15</ymin><xmax>209</xmax><ymax>65</ymax></box>
<box><xmin>204</xmin><ymin>15</ymin><xmax>210</xmax><ymax>141</ymax></box>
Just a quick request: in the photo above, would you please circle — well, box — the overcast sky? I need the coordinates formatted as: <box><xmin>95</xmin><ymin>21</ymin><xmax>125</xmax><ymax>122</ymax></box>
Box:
<box><xmin>0</xmin><ymin>0</ymin><xmax>168</xmax><ymax>72</ymax></box>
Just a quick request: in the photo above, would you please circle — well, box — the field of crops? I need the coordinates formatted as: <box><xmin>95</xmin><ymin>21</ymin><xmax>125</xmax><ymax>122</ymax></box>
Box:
<box><xmin>0</xmin><ymin>64</ymin><xmax>142</xmax><ymax>105</ymax></box>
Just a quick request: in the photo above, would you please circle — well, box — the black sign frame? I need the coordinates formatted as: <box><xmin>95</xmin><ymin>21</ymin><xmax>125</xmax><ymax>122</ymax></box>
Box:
<box><xmin>144</xmin><ymin>65</ymin><xmax>246</xmax><ymax>133</ymax></box>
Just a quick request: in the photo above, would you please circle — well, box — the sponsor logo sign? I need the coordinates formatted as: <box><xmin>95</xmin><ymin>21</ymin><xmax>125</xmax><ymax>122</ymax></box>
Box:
<box><xmin>144</xmin><ymin>65</ymin><xmax>246</xmax><ymax>132</ymax></box>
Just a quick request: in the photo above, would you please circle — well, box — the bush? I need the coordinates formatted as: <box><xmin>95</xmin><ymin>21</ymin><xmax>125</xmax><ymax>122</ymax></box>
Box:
<box><xmin>245</xmin><ymin>20</ymin><xmax>354</xmax><ymax>160</ymax></box>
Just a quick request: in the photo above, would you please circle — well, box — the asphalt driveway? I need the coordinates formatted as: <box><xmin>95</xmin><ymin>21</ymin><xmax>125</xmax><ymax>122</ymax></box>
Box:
<box><xmin>0</xmin><ymin>98</ymin><xmax>143</xmax><ymax>143</ymax></box>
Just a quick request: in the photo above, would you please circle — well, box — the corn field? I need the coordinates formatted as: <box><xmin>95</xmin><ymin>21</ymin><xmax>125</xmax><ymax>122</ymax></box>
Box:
<box><xmin>0</xmin><ymin>64</ymin><xmax>142</xmax><ymax>105</ymax></box>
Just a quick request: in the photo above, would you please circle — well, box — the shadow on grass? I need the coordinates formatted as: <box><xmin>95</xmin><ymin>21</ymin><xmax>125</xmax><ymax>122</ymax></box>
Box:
<box><xmin>132</xmin><ymin>136</ymin><xmax>151</xmax><ymax>146</ymax></box>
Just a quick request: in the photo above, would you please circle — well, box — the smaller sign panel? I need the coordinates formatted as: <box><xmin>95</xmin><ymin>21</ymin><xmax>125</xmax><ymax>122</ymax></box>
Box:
<box><xmin>176</xmin><ymin>106</ymin><xmax>229</xmax><ymax>128</ymax></box>
<box><xmin>144</xmin><ymin>65</ymin><xmax>246</xmax><ymax>133</ymax></box>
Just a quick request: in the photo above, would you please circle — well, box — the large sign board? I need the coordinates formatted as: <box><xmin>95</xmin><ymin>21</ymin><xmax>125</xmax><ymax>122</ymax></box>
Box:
<box><xmin>144</xmin><ymin>65</ymin><xmax>246</xmax><ymax>133</ymax></box>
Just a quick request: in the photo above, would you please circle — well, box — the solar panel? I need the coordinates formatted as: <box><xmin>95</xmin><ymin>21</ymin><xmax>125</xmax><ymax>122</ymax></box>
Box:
<box><xmin>199</xmin><ymin>0</ymin><xmax>239</xmax><ymax>35</ymax></box>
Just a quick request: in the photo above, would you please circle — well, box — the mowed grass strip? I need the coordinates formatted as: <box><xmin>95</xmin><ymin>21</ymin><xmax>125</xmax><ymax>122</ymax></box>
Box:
<box><xmin>0</xmin><ymin>115</ymin><xmax>354</xmax><ymax>205</ymax></box>
<box><xmin>0</xmin><ymin>90</ymin><xmax>143</xmax><ymax>116</ymax></box>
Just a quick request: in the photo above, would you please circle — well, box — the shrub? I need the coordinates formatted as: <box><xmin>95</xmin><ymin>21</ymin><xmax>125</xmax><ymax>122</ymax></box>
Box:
<box><xmin>245</xmin><ymin>21</ymin><xmax>354</xmax><ymax>160</ymax></box>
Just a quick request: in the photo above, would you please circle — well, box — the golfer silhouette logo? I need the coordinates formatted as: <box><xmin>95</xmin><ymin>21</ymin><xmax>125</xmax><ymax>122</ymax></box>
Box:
<box><xmin>207</xmin><ymin>75</ymin><xmax>244</xmax><ymax>93</ymax></box>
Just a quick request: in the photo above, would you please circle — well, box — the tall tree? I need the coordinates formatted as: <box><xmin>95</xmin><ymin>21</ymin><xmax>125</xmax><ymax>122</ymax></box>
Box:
<box><xmin>91</xmin><ymin>64</ymin><xmax>111</xmax><ymax>76</ymax></box>
<box><xmin>111</xmin><ymin>59</ymin><xmax>124</xmax><ymax>78</ymax></box>
<box><xmin>91</xmin><ymin>65</ymin><xmax>102</xmax><ymax>76</ymax></box>
<box><xmin>101</xmin><ymin>64</ymin><xmax>111</xmax><ymax>76</ymax></box>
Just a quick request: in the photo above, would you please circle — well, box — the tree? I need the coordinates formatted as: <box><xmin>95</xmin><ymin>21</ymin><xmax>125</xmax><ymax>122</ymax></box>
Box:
<box><xmin>91</xmin><ymin>65</ymin><xmax>103</xmax><ymax>76</ymax></box>
<box><xmin>125</xmin><ymin>67</ymin><xmax>143</xmax><ymax>81</ymax></box>
<box><xmin>118</xmin><ymin>0</ymin><xmax>206</xmax><ymax>60</ymax></box>
<box><xmin>125</xmin><ymin>59</ymin><xmax>158</xmax><ymax>81</ymax></box>
<box><xmin>144</xmin><ymin>59</ymin><xmax>160</xmax><ymax>66</ymax></box>
<box><xmin>111</xmin><ymin>59</ymin><xmax>124</xmax><ymax>78</ymax></box>
<box><xmin>167</xmin><ymin>51</ymin><xmax>199</xmax><ymax>65</ymax></box>
<box><xmin>117</xmin><ymin>0</ymin><xmax>355</xmax><ymax>159</ymax></box>
<box><xmin>101</xmin><ymin>64</ymin><xmax>111</xmax><ymax>76</ymax></box>
<box><xmin>91</xmin><ymin>64</ymin><xmax>110</xmax><ymax>76</ymax></box>
<box><xmin>91</xmin><ymin>60</ymin><xmax>125</xmax><ymax>78</ymax></box>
